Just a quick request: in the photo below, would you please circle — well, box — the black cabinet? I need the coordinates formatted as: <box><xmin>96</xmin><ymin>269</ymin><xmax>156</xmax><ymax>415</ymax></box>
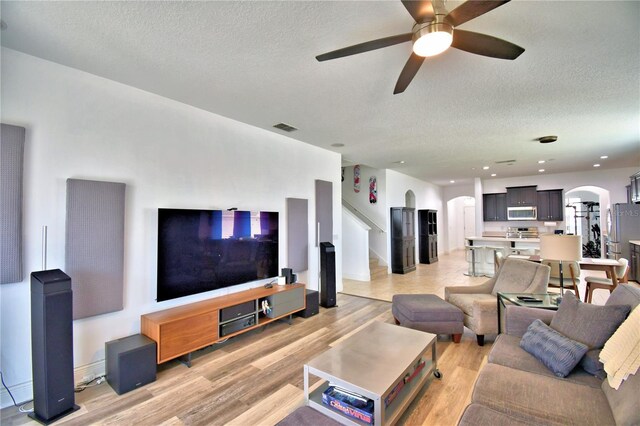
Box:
<box><xmin>631</xmin><ymin>243</ymin><xmax>640</xmax><ymax>283</ymax></box>
<box><xmin>506</xmin><ymin>186</ymin><xmax>537</xmax><ymax>207</ymax></box>
<box><xmin>391</xmin><ymin>207</ymin><xmax>416</xmax><ymax>274</ymax></box>
<box><xmin>419</xmin><ymin>210</ymin><xmax>438</xmax><ymax>264</ymax></box>
<box><xmin>483</xmin><ymin>193</ymin><xmax>507</xmax><ymax>221</ymax></box>
<box><xmin>537</xmin><ymin>189</ymin><xmax>564</xmax><ymax>221</ymax></box>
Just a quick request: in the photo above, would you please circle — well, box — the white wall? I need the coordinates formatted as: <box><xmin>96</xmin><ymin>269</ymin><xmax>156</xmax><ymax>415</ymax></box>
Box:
<box><xmin>341</xmin><ymin>209</ymin><xmax>371</xmax><ymax>281</ymax></box>
<box><xmin>385</xmin><ymin>170</ymin><xmax>444</xmax><ymax>267</ymax></box>
<box><xmin>342</xmin><ymin>165</ymin><xmax>387</xmax><ymax>261</ymax></box>
<box><xmin>0</xmin><ymin>48</ymin><xmax>342</xmax><ymax>406</ymax></box>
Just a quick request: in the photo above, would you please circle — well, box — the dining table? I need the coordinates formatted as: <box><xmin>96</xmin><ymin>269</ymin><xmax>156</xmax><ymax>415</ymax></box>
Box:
<box><xmin>508</xmin><ymin>255</ymin><xmax>624</xmax><ymax>287</ymax></box>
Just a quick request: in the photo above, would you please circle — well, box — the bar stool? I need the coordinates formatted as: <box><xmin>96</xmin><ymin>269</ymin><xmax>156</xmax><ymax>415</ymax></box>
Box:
<box><xmin>465</xmin><ymin>245</ymin><xmax>483</xmax><ymax>277</ymax></box>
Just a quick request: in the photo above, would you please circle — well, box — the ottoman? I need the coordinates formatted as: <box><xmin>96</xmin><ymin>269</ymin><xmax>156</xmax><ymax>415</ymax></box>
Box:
<box><xmin>392</xmin><ymin>294</ymin><xmax>464</xmax><ymax>343</ymax></box>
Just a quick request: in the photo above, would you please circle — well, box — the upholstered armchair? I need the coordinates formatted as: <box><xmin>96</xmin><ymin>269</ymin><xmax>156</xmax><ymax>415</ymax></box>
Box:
<box><xmin>445</xmin><ymin>258</ymin><xmax>550</xmax><ymax>346</ymax></box>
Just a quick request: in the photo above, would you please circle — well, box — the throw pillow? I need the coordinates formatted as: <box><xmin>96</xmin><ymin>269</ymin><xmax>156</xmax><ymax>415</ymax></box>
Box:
<box><xmin>580</xmin><ymin>349</ymin><xmax>606</xmax><ymax>379</ymax></box>
<box><xmin>549</xmin><ymin>291</ymin><xmax>630</xmax><ymax>349</ymax></box>
<box><xmin>520</xmin><ymin>319</ymin><xmax>589</xmax><ymax>377</ymax></box>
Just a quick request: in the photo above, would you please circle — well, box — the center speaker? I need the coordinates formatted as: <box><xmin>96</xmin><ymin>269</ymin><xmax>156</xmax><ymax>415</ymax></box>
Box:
<box><xmin>30</xmin><ymin>270</ymin><xmax>79</xmax><ymax>424</ymax></box>
<box><xmin>320</xmin><ymin>242</ymin><xmax>336</xmax><ymax>308</ymax></box>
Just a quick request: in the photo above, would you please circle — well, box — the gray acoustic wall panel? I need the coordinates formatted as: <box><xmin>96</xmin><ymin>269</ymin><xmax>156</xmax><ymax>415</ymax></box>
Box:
<box><xmin>286</xmin><ymin>198</ymin><xmax>308</xmax><ymax>272</ymax></box>
<box><xmin>66</xmin><ymin>179</ymin><xmax>125</xmax><ymax>319</ymax></box>
<box><xmin>315</xmin><ymin>180</ymin><xmax>333</xmax><ymax>246</ymax></box>
<box><xmin>0</xmin><ymin>124</ymin><xmax>26</xmax><ymax>284</ymax></box>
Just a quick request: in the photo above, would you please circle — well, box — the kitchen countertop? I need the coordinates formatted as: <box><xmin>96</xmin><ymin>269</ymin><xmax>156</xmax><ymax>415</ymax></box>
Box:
<box><xmin>467</xmin><ymin>236</ymin><xmax>541</xmax><ymax>243</ymax></box>
<box><xmin>630</xmin><ymin>240</ymin><xmax>640</xmax><ymax>245</ymax></box>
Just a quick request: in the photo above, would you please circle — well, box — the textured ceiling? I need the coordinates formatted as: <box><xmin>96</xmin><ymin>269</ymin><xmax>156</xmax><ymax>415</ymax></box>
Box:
<box><xmin>1</xmin><ymin>1</ymin><xmax>639</xmax><ymax>185</ymax></box>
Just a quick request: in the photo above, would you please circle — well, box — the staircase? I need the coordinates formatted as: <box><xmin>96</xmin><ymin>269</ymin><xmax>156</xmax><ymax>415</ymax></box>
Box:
<box><xmin>369</xmin><ymin>256</ymin><xmax>388</xmax><ymax>281</ymax></box>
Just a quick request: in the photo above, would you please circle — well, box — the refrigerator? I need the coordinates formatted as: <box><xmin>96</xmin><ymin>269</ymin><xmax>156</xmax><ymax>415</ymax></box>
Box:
<box><xmin>606</xmin><ymin>203</ymin><xmax>640</xmax><ymax>261</ymax></box>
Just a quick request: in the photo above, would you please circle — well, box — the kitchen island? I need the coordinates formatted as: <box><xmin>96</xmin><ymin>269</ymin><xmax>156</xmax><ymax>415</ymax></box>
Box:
<box><xmin>466</xmin><ymin>236</ymin><xmax>541</xmax><ymax>276</ymax></box>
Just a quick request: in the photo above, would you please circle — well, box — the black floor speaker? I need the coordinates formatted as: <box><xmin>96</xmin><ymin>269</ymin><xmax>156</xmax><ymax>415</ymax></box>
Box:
<box><xmin>296</xmin><ymin>289</ymin><xmax>319</xmax><ymax>318</ymax></box>
<box><xmin>106</xmin><ymin>334</ymin><xmax>157</xmax><ymax>395</ymax></box>
<box><xmin>320</xmin><ymin>242</ymin><xmax>336</xmax><ymax>308</ymax></box>
<box><xmin>30</xmin><ymin>270</ymin><xmax>79</xmax><ymax>425</ymax></box>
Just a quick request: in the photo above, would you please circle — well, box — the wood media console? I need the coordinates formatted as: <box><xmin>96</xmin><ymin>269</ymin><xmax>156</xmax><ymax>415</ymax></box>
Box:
<box><xmin>141</xmin><ymin>283</ymin><xmax>306</xmax><ymax>365</ymax></box>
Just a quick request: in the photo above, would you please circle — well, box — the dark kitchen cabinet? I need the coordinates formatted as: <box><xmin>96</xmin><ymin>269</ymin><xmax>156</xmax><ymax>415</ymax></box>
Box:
<box><xmin>419</xmin><ymin>209</ymin><xmax>438</xmax><ymax>264</ymax></box>
<box><xmin>631</xmin><ymin>243</ymin><xmax>640</xmax><ymax>283</ymax></box>
<box><xmin>506</xmin><ymin>186</ymin><xmax>537</xmax><ymax>207</ymax></box>
<box><xmin>537</xmin><ymin>189</ymin><xmax>564</xmax><ymax>221</ymax></box>
<box><xmin>483</xmin><ymin>193</ymin><xmax>507</xmax><ymax>221</ymax></box>
<box><xmin>391</xmin><ymin>207</ymin><xmax>416</xmax><ymax>274</ymax></box>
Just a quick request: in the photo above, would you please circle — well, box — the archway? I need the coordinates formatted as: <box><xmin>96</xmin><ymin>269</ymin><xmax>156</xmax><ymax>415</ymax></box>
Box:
<box><xmin>405</xmin><ymin>190</ymin><xmax>416</xmax><ymax>208</ymax></box>
<box><xmin>565</xmin><ymin>186</ymin><xmax>610</xmax><ymax>258</ymax></box>
<box><xmin>446</xmin><ymin>196</ymin><xmax>476</xmax><ymax>251</ymax></box>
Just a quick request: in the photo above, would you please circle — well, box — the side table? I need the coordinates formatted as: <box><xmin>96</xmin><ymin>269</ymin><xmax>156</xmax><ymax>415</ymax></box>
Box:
<box><xmin>497</xmin><ymin>292</ymin><xmax>561</xmax><ymax>334</ymax></box>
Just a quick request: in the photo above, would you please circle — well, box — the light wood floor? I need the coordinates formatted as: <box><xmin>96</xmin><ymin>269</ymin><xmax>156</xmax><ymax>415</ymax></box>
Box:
<box><xmin>343</xmin><ymin>249</ymin><xmax>616</xmax><ymax>305</ymax></box>
<box><xmin>2</xmin><ymin>250</ymin><xmax>619</xmax><ymax>425</ymax></box>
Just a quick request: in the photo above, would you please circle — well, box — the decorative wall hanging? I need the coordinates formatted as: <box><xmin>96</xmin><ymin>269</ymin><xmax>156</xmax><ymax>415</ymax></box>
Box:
<box><xmin>369</xmin><ymin>176</ymin><xmax>377</xmax><ymax>204</ymax></box>
<box><xmin>353</xmin><ymin>165</ymin><xmax>360</xmax><ymax>193</ymax></box>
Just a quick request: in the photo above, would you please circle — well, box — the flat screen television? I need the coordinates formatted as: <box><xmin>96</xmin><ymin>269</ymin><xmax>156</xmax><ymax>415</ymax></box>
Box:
<box><xmin>157</xmin><ymin>208</ymin><xmax>279</xmax><ymax>302</ymax></box>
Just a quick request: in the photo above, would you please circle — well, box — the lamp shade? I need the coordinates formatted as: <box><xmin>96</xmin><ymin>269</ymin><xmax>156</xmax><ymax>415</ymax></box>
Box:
<box><xmin>540</xmin><ymin>234</ymin><xmax>582</xmax><ymax>261</ymax></box>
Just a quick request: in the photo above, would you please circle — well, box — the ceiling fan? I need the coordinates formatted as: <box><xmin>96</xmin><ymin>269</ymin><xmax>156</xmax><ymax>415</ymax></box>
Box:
<box><xmin>316</xmin><ymin>0</ymin><xmax>525</xmax><ymax>94</ymax></box>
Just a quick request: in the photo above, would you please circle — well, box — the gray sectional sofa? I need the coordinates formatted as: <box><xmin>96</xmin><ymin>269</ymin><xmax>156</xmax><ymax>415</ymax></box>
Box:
<box><xmin>459</xmin><ymin>284</ymin><xmax>640</xmax><ymax>426</ymax></box>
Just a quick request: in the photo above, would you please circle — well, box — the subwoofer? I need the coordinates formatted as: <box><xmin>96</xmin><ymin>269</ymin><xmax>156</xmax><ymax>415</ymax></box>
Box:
<box><xmin>30</xmin><ymin>269</ymin><xmax>79</xmax><ymax>424</ymax></box>
<box><xmin>106</xmin><ymin>334</ymin><xmax>157</xmax><ymax>395</ymax></box>
<box><xmin>320</xmin><ymin>242</ymin><xmax>336</xmax><ymax>308</ymax></box>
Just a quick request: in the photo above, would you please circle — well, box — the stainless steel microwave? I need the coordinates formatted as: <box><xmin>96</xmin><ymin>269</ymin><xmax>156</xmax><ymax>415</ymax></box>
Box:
<box><xmin>507</xmin><ymin>206</ymin><xmax>537</xmax><ymax>221</ymax></box>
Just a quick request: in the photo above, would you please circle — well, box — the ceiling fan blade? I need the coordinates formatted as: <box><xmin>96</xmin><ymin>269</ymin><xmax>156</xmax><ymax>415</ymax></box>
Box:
<box><xmin>394</xmin><ymin>53</ymin><xmax>425</xmax><ymax>94</ymax></box>
<box><xmin>401</xmin><ymin>0</ymin><xmax>435</xmax><ymax>22</ymax></box>
<box><xmin>451</xmin><ymin>30</ymin><xmax>524</xmax><ymax>60</ymax></box>
<box><xmin>316</xmin><ymin>33</ymin><xmax>412</xmax><ymax>62</ymax></box>
<box><xmin>445</xmin><ymin>0</ymin><xmax>510</xmax><ymax>27</ymax></box>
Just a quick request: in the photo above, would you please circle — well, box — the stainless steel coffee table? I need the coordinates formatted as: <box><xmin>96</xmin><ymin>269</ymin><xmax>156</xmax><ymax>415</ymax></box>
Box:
<box><xmin>304</xmin><ymin>321</ymin><xmax>439</xmax><ymax>425</ymax></box>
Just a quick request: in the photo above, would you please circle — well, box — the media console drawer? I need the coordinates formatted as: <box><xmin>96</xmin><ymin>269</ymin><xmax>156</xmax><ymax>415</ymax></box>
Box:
<box><xmin>159</xmin><ymin>310</ymin><xmax>218</xmax><ymax>362</ymax></box>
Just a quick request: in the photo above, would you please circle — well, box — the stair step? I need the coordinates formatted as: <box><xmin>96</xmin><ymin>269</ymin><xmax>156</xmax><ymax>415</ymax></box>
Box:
<box><xmin>369</xmin><ymin>264</ymin><xmax>388</xmax><ymax>281</ymax></box>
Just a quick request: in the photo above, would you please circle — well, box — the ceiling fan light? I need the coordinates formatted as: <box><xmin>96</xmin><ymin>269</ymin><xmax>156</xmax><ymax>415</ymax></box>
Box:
<box><xmin>412</xmin><ymin>22</ymin><xmax>453</xmax><ymax>57</ymax></box>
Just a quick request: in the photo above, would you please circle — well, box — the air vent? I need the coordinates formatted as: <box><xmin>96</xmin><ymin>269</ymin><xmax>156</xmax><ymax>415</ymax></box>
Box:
<box><xmin>495</xmin><ymin>159</ymin><xmax>516</xmax><ymax>164</ymax></box>
<box><xmin>273</xmin><ymin>123</ymin><xmax>298</xmax><ymax>132</ymax></box>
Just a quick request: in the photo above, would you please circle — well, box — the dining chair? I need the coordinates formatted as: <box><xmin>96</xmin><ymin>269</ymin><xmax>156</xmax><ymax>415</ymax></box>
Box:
<box><xmin>494</xmin><ymin>250</ymin><xmax>505</xmax><ymax>273</ymax></box>
<box><xmin>584</xmin><ymin>258</ymin><xmax>629</xmax><ymax>303</ymax></box>
<box><xmin>541</xmin><ymin>260</ymin><xmax>581</xmax><ymax>300</ymax></box>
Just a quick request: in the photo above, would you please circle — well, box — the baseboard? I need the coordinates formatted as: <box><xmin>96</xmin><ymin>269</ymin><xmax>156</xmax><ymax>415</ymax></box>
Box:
<box><xmin>343</xmin><ymin>272</ymin><xmax>371</xmax><ymax>281</ymax></box>
<box><xmin>73</xmin><ymin>360</ymin><xmax>106</xmax><ymax>387</ymax></box>
<box><xmin>0</xmin><ymin>378</ymin><xmax>32</xmax><ymax>409</ymax></box>
<box><xmin>0</xmin><ymin>360</ymin><xmax>106</xmax><ymax>409</ymax></box>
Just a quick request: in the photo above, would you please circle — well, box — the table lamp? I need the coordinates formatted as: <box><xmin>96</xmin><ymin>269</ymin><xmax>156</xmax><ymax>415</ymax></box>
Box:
<box><xmin>539</xmin><ymin>234</ymin><xmax>582</xmax><ymax>293</ymax></box>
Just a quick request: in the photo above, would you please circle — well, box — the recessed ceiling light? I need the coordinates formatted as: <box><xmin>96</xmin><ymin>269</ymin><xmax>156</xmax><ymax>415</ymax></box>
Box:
<box><xmin>482</xmin><ymin>166</ymin><xmax>490</xmax><ymax>170</ymax></box>
<box><xmin>491</xmin><ymin>173</ymin><xmax>497</xmax><ymax>177</ymax></box>
<box><xmin>593</xmin><ymin>164</ymin><xmax>600</xmax><ymax>167</ymax></box>
<box><xmin>538</xmin><ymin>169</ymin><xmax>545</xmax><ymax>173</ymax></box>
<box><xmin>394</xmin><ymin>160</ymin><xmax>405</xmax><ymax>164</ymax></box>
<box><xmin>331</xmin><ymin>143</ymin><xmax>345</xmax><ymax>148</ymax></box>
<box><xmin>538</xmin><ymin>135</ymin><xmax>558</xmax><ymax>144</ymax></box>
<box><xmin>600</xmin><ymin>155</ymin><xmax>608</xmax><ymax>159</ymax></box>
<box><xmin>538</xmin><ymin>160</ymin><xmax>546</xmax><ymax>164</ymax></box>
<box><xmin>450</xmin><ymin>180</ymin><xmax>455</xmax><ymax>183</ymax></box>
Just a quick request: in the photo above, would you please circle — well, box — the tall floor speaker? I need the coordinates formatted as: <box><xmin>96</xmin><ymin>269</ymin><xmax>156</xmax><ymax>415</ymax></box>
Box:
<box><xmin>320</xmin><ymin>242</ymin><xmax>336</xmax><ymax>308</ymax></box>
<box><xmin>30</xmin><ymin>270</ymin><xmax>79</xmax><ymax>424</ymax></box>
